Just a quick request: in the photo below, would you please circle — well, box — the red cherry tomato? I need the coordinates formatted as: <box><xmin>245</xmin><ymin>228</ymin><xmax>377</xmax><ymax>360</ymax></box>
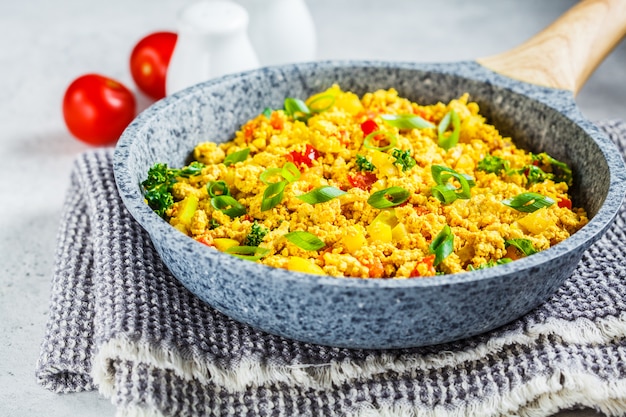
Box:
<box><xmin>62</xmin><ymin>74</ymin><xmax>136</xmax><ymax>146</ymax></box>
<box><xmin>130</xmin><ymin>31</ymin><xmax>177</xmax><ymax>100</ymax></box>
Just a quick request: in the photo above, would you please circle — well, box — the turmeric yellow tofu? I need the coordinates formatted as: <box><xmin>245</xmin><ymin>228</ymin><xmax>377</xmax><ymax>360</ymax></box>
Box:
<box><xmin>142</xmin><ymin>85</ymin><xmax>588</xmax><ymax>278</ymax></box>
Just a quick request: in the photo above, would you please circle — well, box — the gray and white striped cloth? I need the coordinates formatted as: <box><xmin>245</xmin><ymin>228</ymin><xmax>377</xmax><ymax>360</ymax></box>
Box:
<box><xmin>37</xmin><ymin>121</ymin><xmax>626</xmax><ymax>417</ymax></box>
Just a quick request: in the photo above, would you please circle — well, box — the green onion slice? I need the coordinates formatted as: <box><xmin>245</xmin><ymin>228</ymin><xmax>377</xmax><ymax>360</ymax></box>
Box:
<box><xmin>177</xmin><ymin>161</ymin><xmax>205</xmax><ymax>178</ymax></box>
<box><xmin>281</xmin><ymin>162</ymin><xmax>301</xmax><ymax>183</ymax></box>
<box><xmin>502</xmin><ymin>192</ymin><xmax>555</xmax><ymax>213</ymax></box>
<box><xmin>284</xmin><ymin>98</ymin><xmax>311</xmax><ymax>121</ymax></box>
<box><xmin>307</xmin><ymin>94</ymin><xmax>336</xmax><ymax>113</ymax></box>
<box><xmin>223</xmin><ymin>148</ymin><xmax>250</xmax><ymax>167</ymax></box>
<box><xmin>225</xmin><ymin>245</ymin><xmax>270</xmax><ymax>261</ymax></box>
<box><xmin>431</xmin><ymin>184</ymin><xmax>457</xmax><ymax>204</ymax></box>
<box><xmin>363</xmin><ymin>130</ymin><xmax>398</xmax><ymax>151</ymax></box>
<box><xmin>438</xmin><ymin>110</ymin><xmax>461</xmax><ymax>151</ymax></box>
<box><xmin>260</xmin><ymin>167</ymin><xmax>284</xmax><ymax>185</ymax></box>
<box><xmin>429</xmin><ymin>225</ymin><xmax>454</xmax><ymax>266</ymax></box>
<box><xmin>211</xmin><ymin>195</ymin><xmax>246</xmax><ymax>218</ymax></box>
<box><xmin>381</xmin><ymin>114</ymin><xmax>435</xmax><ymax>129</ymax></box>
<box><xmin>367</xmin><ymin>186</ymin><xmax>410</xmax><ymax>209</ymax></box>
<box><xmin>297</xmin><ymin>186</ymin><xmax>347</xmax><ymax>205</ymax></box>
<box><xmin>431</xmin><ymin>165</ymin><xmax>475</xmax><ymax>202</ymax></box>
<box><xmin>261</xmin><ymin>180</ymin><xmax>287</xmax><ymax>211</ymax></box>
<box><xmin>505</xmin><ymin>239</ymin><xmax>538</xmax><ymax>256</ymax></box>
<box><xmin>207</xmin><ymin>180</ymin><xmax>230</xmax><ymax>197</ymax></box>
<box><xmin>262</xmin><ymin>107</ymin><xmax>273</xmax><ymax>118</ymax></box>
<box><xmin>284</xmin><ymin>231</ymin><xmax>325</xmax><ymax>251</ymax></box>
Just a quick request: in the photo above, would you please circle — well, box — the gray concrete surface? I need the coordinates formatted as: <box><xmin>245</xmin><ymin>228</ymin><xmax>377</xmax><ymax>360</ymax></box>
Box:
<box><xmin>1</xmin><ymin>0</ymin><xmax>623</xmax><ymax>415</ymax></box>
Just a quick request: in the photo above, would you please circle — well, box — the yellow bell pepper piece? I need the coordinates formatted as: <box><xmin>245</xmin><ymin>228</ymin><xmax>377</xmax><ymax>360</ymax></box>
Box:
<box><xmin>177</xmin><ymin>195</ymin><xmax>199</xmax><ymax>226</ymax></box>
<box><xmin>517</xmin><ymin>207</ymin><xmax>556</xmax><ymax>234</ymax></box>
<box><xmin>287</xmin><ymin>257</ymin><xmax>325</xmax><ymax>275</ymax></box>
<box><xmin>213</xmin><ymin>238</ymin><xmax>240</xmax><ymax>252</ymax></box>
<box><xmin>367</xmin><ymin>220</ymin><xmax>393</xmax><ymax>243</ymax></box>
<box><xmin>391</xmin><ymin>223</ymin><xmax>408</xmax><ymax>242</ymax></box>
<box><xmin>342</xmin><ymin>230</ymin><xmax>367</xmax><ymax>255</ymax></box>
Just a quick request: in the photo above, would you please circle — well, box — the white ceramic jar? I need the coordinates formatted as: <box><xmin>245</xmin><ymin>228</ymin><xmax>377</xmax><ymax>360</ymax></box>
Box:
<box><xmin>238</xmin><ymin>0</ymin><xmax>316</xmax><ymax>66</ymax></box>
<box><xmin>165</xmin><ymin>0</ymin><xmax>259</xmax><ymax>96</ymax></box>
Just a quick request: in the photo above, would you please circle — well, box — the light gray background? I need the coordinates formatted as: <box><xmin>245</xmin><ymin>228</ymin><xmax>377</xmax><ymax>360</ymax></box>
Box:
<box><xmin>1</xmin><ymin>0</ymin><xmax>623</xmax><ymax>416</ymax></box>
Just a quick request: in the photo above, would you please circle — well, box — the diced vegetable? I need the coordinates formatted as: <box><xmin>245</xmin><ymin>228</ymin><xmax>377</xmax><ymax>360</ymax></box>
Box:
<box><xmin>214</xmin><ymin>238</ymin><xmax>240</xmax><ymax>252</ymax></box>
<box><xmin>177</xmin><ymin>195</ymin><xmax>199</xmax><ymax>226</ymax></box>
<box><xmin>287</xmin><ymin>256</ymin><xmax>325</xmax><ymax>274</ymax></box>
<box><xmin>517</xmin><ymin>207</ymin><xmax>556</xmax><ymax>234</ymax></box>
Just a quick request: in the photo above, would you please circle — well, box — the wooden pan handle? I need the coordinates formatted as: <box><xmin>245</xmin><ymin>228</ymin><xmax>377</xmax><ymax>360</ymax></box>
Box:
<box><xmin>477</xmin><ymin>0</ymin><xmax>626</xmax><ymax>95</ymax></box>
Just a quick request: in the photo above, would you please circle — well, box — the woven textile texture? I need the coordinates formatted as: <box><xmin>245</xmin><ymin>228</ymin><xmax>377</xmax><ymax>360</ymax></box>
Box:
<box><xmin>37</xmin><ymin>121</ymin><xmax>626</xmax><ymax>417</ymax></box>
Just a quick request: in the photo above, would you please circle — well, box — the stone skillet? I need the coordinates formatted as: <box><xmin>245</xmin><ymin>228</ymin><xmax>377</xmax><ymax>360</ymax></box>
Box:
<box><xmin>114</xmin><ymin>0</ymin><xmax>626</xmax><ymax>348</ymax></box>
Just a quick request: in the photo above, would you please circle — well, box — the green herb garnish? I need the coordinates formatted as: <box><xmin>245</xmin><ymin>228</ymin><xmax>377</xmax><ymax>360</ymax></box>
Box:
<box><xmin>468</xmin><ymin>258</ymin><xmax>512</xmax><ymax>271</ymax></box>
<box><xmin>356</xmin><ymin>154</ymin><xmax>375</xmax><ymax>172</ymax></box>
<box><xmin>502</xmin><ymin>192</ymin><xmax>555</xmax><ymax>213</ymax></box>
<box><xmin>262</xmin><ymin>107</ymin><xmax>273</xmax><ymax>118</ymax></box>
<box><xmin>505</xmin><ymin>239</ymin><xmax>538</xmax><ymax>256</ymax></box>
<box><xmin>477</xmin><ymin>155</ymin><xmax>510</xmax><ymax>175</ymax></box>
<box><xmin>244</xmin><ymin>221</ymin><xmax>268</xmax><ymax>247</ymax></box>
<box><xmin>532</xmin><ymin>153</ymin><xmax>573</xmax><ymax>186</ymax></box>
<box><xmin>367</xmin><ymin>186</ymin><xmax>410</xmax><ymax>209</ymax></box>
<box><xmin>391</xmin><ymin>148</ymin><xmax>417</xmax><ymax>172</ymax></box>
<box><xmin>142</xmin><ymin>162</ymin><xmax>205</xmax><ymax>218</ymax></box>
<box><xmin>284</xmin><ymin>231</ymin><xmax>325</xmax><ymax>251</ymax></box>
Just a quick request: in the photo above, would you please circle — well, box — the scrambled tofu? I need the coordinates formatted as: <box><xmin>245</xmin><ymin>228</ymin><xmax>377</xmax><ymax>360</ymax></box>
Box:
<box><xmin>153</xmin><ymin>85</ymin><xmax>588</xmax><ymax>278</ymax></box>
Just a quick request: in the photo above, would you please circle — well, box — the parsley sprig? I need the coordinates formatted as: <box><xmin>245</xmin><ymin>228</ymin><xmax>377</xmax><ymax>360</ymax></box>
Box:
<box><xmin>142</xmin><ymin>162</ymin><xmax>205</xmax><ymax>218</ymax></box>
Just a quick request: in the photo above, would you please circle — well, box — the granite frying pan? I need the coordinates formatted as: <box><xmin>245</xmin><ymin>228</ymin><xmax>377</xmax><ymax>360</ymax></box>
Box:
<box><xmin>114</xmin><ymin>0</ymin><xmax>626</xmax><ymax>348</ymax></box>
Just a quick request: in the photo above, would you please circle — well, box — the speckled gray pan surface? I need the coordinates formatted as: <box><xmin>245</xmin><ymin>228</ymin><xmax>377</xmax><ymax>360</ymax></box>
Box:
<box><xmin>114</xmin><ymin>60</ymin><xmax>626</xmax><ymax>349</ymax></box>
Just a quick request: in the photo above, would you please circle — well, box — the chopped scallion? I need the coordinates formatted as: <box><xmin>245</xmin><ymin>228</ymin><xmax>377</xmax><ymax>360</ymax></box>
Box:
<box><xmin>284</xmin><ymin>98</ymin><xmax>310</xmax><ymax>121</ymax></box>
<box><xmin>260</xmin><ymin>167</ymin><xmax>284</xmax><ymax>185</ymax></box>
<box><xmin>281</xmin><ymin>162</ymin><xmax>301</xmax><ymax>183</ymax></box>
<box><xmin>284</xmin><ymin>231</ymin><xmax>325</xmax><ymax>251</ymax></box>
<box><xmin>307</xmin><ymin>94</ymin><xmax>336</xmax><ymax>113</ymax></box>
<box><xmin>225</xmin><ymin>245</ymin><xmax>270</xmax><ymax>261</ymax></box>
<box><xmin>438</xmin><ymin>109</ymin><xmax>461</xmax><ymax>151</ymax></box>
<box><xmin>430</xmin><ymin>165</ymin><xmax>475</xmax><ymax>203</ymax></box>
<box><xmin>223</xmin><ymin>148</ymin><xmax>250</xmax><ymax>167</ymax></box>
<box><xmin>363</xmin><ymin>130</ymin><xmax>398</xmax><ymax>151</ymax></box>
<box><xmin>261</xmin><ymin>180</ymin><xmax>287</xmax><ymax>211</ymax></box>
<box><xmin>297</xmin><ymin>186</ymin><xmax>346</xmax><ymax>205</ymax></box>
<box><xmin>429</xmin><ymin>225</ymin><xmax>454</xmax><ymax>266</ymax></box>
<box><xmin>502</xmin><ymin>192</ymin><xmax>555</xmax><ymax>213</ymax></box>
<box><xmin>210</xmin><ymin>195</ymin><xmax>246</xmax><ymax>218</ymax></box>
<box><xmin>367</xmin><ymin>186</ymin><xmax>410</xmax><ymax>209</ymax></box>
<box><xmin>381</xmin><ymin>113</ymin><xmax>435</xmax><ymax>129</ymax></box>
<box><xmin>207</xmin><ymin>180</ymin><xmax>230</xmax><ymax>197</ymax></box>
